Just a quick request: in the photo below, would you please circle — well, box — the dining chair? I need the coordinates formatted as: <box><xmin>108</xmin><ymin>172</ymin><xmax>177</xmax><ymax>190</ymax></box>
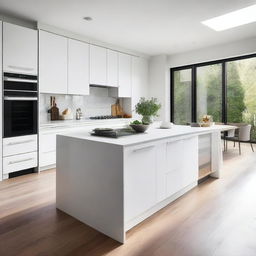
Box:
<box><xmin>225</xmin><ymin>124</ymin><xmax>254</xmax><ymax>155</ymax></box>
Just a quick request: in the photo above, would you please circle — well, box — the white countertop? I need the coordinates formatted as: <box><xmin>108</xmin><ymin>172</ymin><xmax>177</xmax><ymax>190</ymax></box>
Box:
<box><xmin>58</xmin><ymin>124</ymin><xmax>236</xmax><ymax>147</ymax></box>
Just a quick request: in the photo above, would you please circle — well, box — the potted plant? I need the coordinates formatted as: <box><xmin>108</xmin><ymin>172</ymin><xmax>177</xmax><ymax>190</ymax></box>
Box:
<box><xmin>135</xmin><ymin>97</ymin><xmax>161</xmax><ymax>124</ymax></box>
<box><xmin>130</xmin><ymin>98</ymin><xmax>161</xmax><ymax>133</ymax></box>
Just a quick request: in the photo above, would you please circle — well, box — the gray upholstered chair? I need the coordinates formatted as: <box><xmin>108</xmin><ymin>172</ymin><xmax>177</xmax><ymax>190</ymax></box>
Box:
<box><xmin>225</xmin><ymin>124</ymin><xmax>254</xmax><ymax>154</ymax></box>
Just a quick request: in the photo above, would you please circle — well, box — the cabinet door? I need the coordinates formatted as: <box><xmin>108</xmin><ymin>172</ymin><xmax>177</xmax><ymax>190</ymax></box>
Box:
<box><xmin>118</xmin><ymin>53</ymin><xmax>132</xmax><ymax>97</ymax></box>
<box><xmin>3</xmin><ymin>22</ymin><xmax>37</xmax><ymax>75</ymax></box>
<box><xmin>89</xmin><ymin>45</ymin><xmax>107</xmax><ymax>86</ymax></box>
<box><xmin>124</xmin><ymin>144</ymin><xmax>157</xmax><ymax>221</ymax></box>
<box><xmin>68</xmin><ymin>39</ymin><xmax>89</xmax><ymax>95</ymax></box>
<box><xmin>39</xmin><ymin>30</ymin><xmax>68</xmax><ymax>94</ymax></box>
<box><xmin>182</xmin><ymin>136</ymin><xmax>198</xmax><ymax>186</ymax></box>
<box><xmin>107</xmin><ymin>49</ymin><xmax>118</xmax><ymax>87</ymax></box>
<box><xmin>39</xmin><ymin>133</ymin><xmax>57</xmax><ymax>167</ymax></box>
<box><xmin>166</xmin><ymin>139</ymin><xmax>184</xmax><ymax>197</ymax></box>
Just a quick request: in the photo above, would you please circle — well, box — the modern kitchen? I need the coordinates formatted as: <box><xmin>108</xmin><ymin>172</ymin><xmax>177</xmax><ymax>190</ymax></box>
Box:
<box><xmin>0</xmin><ymin>1</ymin><xmax>256</xmax><ymax>256</ymax></box>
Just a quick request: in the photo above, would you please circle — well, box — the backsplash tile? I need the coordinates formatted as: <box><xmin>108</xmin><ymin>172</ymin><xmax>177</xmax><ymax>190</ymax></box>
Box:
<box><xmin>40</xmin><ymin>87</ymin><xmax>117</xmax><ymax>123</ymax></box>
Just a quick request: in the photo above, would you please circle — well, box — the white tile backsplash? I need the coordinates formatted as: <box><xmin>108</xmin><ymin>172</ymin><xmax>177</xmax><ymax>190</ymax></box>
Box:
<box><xmin>40</xmin><ymin>87</ymin><xmax>117</xmax><ymax>123</ymax></box>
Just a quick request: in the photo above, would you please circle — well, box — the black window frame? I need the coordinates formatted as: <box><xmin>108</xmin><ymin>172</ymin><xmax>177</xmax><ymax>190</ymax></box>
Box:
<box><xmin>170</xmin><ymin>53</ymin><xmax>256</xmax><ymax>124</ymax></box>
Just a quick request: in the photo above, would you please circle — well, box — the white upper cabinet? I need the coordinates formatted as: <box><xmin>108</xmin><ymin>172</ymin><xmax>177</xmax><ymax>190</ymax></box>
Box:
<box><xmin>90</xmin><ymin>45</ymin><xmax>107</xmax><ymax>86</ymax></box>
<box><xmin>118</xmin><ymin>53</ymin><xmax>132</xmax><ymax>97</ymax></box>
<box><xmin>68</xmin><ymin>39</ymin><xmax>89</xmax><ymax>95</ymax></box>
<box><xmin>3</xmin><ymin>22</ymin><xmax>37</xmax><ymax>75</ymax></box>
<box><xmin>107</xmin><ymin>49</ymin><xmax>118</xmax><ymax>87</ymax></box>
<box><xmin>39</xmin><ymin>30</ymin><xmax>68</xmax><ymax>94</ymax></box>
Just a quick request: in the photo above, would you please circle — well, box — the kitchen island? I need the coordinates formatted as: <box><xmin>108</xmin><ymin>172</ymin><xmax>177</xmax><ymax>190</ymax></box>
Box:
<box><xmin>56</xmin><ymin>124</ymin><xmax>235</xmax><ymax>243</ymax></box>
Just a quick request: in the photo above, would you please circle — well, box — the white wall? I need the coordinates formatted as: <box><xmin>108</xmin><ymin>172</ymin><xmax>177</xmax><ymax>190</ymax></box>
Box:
<box><xmin>132</xmin><ymin>57</ymin><xmax>149</xmax><ymax>119</ymax></box>
<box><xmin>149</xmin><ymin>37</ymin><xmax>256</xmax><ymax>121</ymax></box>
<box><xmin>168</xmin><ymin>37</ymin><xmax>256</xmax><ymax>68</ymax></box>
<box><xmin>148</xmin><ymin>55</ymin><xmax>170</xmax><ymax>121</ymax></box>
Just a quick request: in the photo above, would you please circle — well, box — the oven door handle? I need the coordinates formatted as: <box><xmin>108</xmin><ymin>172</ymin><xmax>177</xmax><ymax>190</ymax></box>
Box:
<box><xmin>4</xmin><ymin>96</ymin><xmax>38</xmax><ymax>101</ymax></box>
<box><xmin>4</xmin><ymin>77</ymin><xmax>37</xmax><ymax>83</ymax></box>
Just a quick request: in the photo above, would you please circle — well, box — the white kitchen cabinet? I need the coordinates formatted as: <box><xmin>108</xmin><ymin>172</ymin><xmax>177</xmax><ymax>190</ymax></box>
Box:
<box><xmin>90</xmin><ymin>45</ymin><xmax>107</xmax><ymax>86</ymax></box>
<box><xmin>0</xmin><ymin>21</ymin><xmax>2</xmax><ymax>181</ymax></box>
<box><xmin>3</xmin><ymin>152</ymin><xmax>38</xmax><ymax>174</ymax></box>
<box><xmin>3</xmin><ymin>135</ymin><xmax>37</xmax><ymax>157</ymax></box>
<box><xmin>107</xmin><ymin>49</ymin><xmax>118</xmax><ymax>87</ymax></box>
<box><xmin>182</xmin><ymin>136</ymin><xmax>198</xmax><ymax>187</ymax></box>
<box><xmin>166</xmin><ymin>139</ymin><xmax>184</xmax><ymax>197</ymax></box>
<box><xmin>68</xmin><ymin>39</ymin><xmax>89</xmax><ymax>95</ymax></box>
<box><xmin>124</xmin><ymin>143</ymin><xmax>157</xmax><ymax>221</ymax></box>
<box><xmin>39</xmin><ymin>30</ymin><xmax>68</xmax><ymax>94</ymax></box>
<box><xmin>3</xmin><ymin>22</ymin><xmax>38</xmax><ymax>75</ymax></box>
<box><xmin>118</xmin><ymin>53</ymin><xmax>132</xmax><ymax>97</ymax></box>
<box><xmin>39</xmin><ymin>133</ymin><xmax>57</xmax><ymax>168</ymax></box>
<box><xmin>166</xmin><ymin>137</ymin><xmax>198</xmax><ymax>197</ymax></box>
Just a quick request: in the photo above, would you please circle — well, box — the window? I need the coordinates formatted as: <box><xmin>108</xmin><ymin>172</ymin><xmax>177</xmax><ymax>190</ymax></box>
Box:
<box><xmin>173</xmin><ymin>69</ymin><xmax>192</xmax><ymax>125</ymax></box>
<box><xmin>171</xmin><ymin>54</ymin><xmax>256</xmax><ymax>142</ymax></box>
<box><xmin>196</xmin><ymin>64</ymin><xmax>222</xmax><ymax>122</ymax></box>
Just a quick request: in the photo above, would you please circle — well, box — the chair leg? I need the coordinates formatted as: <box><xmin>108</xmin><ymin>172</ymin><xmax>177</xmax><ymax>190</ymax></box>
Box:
<box><xmin>250</xmin><ymin>143</ymin><xmax>254</xmax><ymax>152</ymax></box>
<box><xmin>233</xmin><ymin>141</ymin><xmax>235</xmax><ymax>147</ymax></box>
<box><xmin>226</xmin><ymin>140</ymin><xmax>228</xmax><ymax>151</ymax></box>
<box><xmin>239</xmin><ymin>142</ymin><xmax>241</xmax><ymax>155</ymax></box>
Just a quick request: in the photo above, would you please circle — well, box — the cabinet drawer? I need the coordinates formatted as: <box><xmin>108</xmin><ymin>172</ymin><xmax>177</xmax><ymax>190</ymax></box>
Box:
<box><xmin>3</xmin><ymin>152</ymin><xmax>38</xmax><ymax>174</ymax></box>
<box><xmin>39</xmin><ymin>151</ymin><xmax>56</xmax><ymax>167</ymax></box>
<box><xmin>3</xmin><ymin>135</ymin><xmax>37</xmax><ymax>157</ymax></box>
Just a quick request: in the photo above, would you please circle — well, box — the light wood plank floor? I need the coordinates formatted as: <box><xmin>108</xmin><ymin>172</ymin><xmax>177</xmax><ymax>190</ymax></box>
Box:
<box><xmin>0</xmin><ymin>143</ymin><xmax>256</xmax><ymax>256</ymax></box>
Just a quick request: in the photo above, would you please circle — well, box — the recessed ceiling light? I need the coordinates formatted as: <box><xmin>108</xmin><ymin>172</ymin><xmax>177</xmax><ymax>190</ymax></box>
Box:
<box><xmin>83</xmin><ymin>17</ymin><xmax>93</xmax><ymax>21</ymax></box>
<box><xmin>201</xmin><ymin>4</ymin><xmax>256</xmax><ymax>31</ymax></box>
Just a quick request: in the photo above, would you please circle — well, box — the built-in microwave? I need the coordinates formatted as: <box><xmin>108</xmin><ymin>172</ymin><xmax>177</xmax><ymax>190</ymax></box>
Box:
<box><xmin>3</xmin><ymin>73</ymin><xmax>38</xmax><ymax>138</ymax></box>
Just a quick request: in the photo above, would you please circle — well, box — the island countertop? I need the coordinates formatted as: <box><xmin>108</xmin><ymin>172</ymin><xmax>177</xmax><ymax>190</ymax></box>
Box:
<box><xmin>58</xmin><ymin>124</ymin><xmax>236</xmax><ymax>147</ymax></box>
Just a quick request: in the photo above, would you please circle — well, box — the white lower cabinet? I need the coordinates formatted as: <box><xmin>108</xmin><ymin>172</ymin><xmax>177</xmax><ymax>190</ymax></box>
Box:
<box><xmin>124</xmin><ymin>143</ymin><xmax>157</xmax><ymax>221</ymax></box>
<box><xmin>3</xmin><ymin>135</ymin><xmax>37</xmax><ymax>157</ymax></box>
<box><xmin>3</xmin><ymin>152</ymin><xmax>37</xmax><ymax>174</ymax></box>
<box><xmin>124</xmin><ymin>135</ymin><xmax>198</xmax><ymax>222</ymax></box>
<box><xmin>166</xmin><ymin>137</ymin><xmax>198</xmax><ymax>197</ymax></box>
<box><xmin>39</xmin><ymin>132</ymin><xmax>57</xmax><ymax>168</ymax></box>
<box><xmin>2</xmin><ymin>135</ymin><xmax>38</xmax><ymax>176</ymax></box>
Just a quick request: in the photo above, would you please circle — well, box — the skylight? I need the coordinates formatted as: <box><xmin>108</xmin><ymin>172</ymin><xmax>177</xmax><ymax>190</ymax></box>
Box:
<box><xmin>201</xmin><ymin>4</ymin><xmax>256</xmax><ymax>31</ymax></box>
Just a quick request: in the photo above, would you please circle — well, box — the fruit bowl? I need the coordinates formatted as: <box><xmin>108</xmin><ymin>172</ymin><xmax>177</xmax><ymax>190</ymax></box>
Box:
<box><xmin>130</xmin><ymin>124</ymin><xmax>149</xmax><ymax>133</ymax></box>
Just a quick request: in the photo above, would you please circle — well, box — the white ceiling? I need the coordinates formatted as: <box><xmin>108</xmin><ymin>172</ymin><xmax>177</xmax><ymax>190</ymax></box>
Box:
<box><xmin>0</xmin><ymin>0</ymin><xmax>256</xmax><ymax>56</ymax></box>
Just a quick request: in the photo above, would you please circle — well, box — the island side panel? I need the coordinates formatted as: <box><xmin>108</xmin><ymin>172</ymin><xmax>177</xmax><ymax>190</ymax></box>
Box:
<box><xmin>56</xmin><ymin>135</ymin><xmax>125</xmax><ymax>243</ymax></box>
<box><xmin>210</xmin><ymin>131</ymin><xmax>222</xmax><ymax>178</ymax></box>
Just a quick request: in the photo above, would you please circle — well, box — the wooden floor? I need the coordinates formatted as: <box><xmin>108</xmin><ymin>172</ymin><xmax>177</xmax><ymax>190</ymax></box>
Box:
<box><xmin>0</xmin><ymin>143</ymin><xmax>256</xmax><ymax>256</ymax></box>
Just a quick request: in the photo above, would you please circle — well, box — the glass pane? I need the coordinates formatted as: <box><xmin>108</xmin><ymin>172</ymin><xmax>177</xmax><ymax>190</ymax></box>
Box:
<box><xmin>227</xmin><ymin>57</ymin><xmax>256</xmax><ymax>141</ymax></box>
<box><xmin>196</xmin><ymin>64</ymin><xmax>222</xmax><ymax>122</ymax></box>
<box><xmin>173</xmin><ymin>69</ymin><xmax>192</xmax><ymax>124</ymax></box>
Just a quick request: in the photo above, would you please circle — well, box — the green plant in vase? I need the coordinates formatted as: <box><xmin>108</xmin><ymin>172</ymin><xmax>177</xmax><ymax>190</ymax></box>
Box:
<box><xmin>135</xmin><ymin>97</ymin><xmax>161</xmax><ymax>124</ymax></box>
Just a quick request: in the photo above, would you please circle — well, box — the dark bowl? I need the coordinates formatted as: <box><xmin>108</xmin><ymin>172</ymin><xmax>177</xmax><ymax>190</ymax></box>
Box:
<box><xmin>130</xmin><ymin>124</ymin><xmax>149</xmax><ymax>133</ymax></box>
